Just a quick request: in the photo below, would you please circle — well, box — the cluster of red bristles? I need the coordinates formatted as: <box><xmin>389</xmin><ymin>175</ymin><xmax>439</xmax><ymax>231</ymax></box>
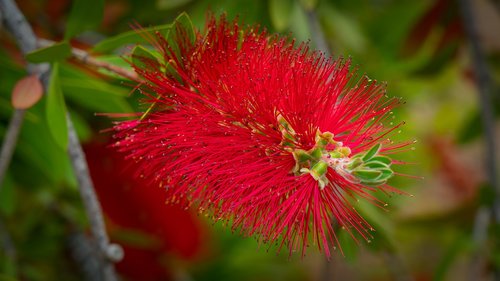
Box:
<box><xmin>111</xmin><ymin>14</ymin><xmax>411</xmax><ymax>258</ymax></box>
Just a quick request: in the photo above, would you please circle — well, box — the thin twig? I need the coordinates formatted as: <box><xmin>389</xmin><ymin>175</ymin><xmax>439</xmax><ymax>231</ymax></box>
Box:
<box><xmin>0</xmin><ymin>3</ymin><xmax>45</xmax><ymax>274</ymax></box>
<box><xmin>469</xmin><ymin>207</ymin><xmax>491</xmax><ymax>280</ymax></box>
<box><xmin>68</xmin><ymin>230</ymin><xmax>104</xmax><ymax>281</ymax></box>
<box><xmin>0</xmin><ymin>66</ymin><xmax>49</xmax><ymax>190</ymax></box>
<box><xmin>37</xmin><ymin>38</ymin><xmax>139</xmax><ymax>82</ymax></box>
<box><xmin>0</xmin><ymin>0</ymin><xmax>41</xmax><ymax>189</ymax></box>
<box><xmin>74</xmin><ymin>48</ymin><xmax>139</xmax><ymax>82</ymax></box>
<box><xmin>67</xmin><ymin>116</ymin><xmax>123</xmax><ymax>281</ymax></box>
<box><xmin>0</xmin><ymin>0</ymin><xmax>122</xmax><ymax>280</ymax></box>
<box><xmin>0</xmin><ymin>109</ymin><xmax>25</xmax><ymax>189</ymax></box>
<box><xmin>459</xmin><ymin>0</ymin><xmax>499</xmax><ymax>280</ymax></box>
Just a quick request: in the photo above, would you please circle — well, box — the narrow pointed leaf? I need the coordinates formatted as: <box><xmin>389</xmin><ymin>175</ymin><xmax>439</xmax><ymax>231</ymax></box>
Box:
<box><xmin>362</xmin><ymin>143</ymin><xmax>381</xmax><ymax>161</ymax></box>
<box><xmin>370</xmin><ymin>155</ymin><xmax>392</xmax><ymax>165</ymax></box>
<box><xmin>375</xmin><ymin>169</ymin><xmax>394</xmax><ymax>181</ymax></box>
<box><xmin>46</xmin><ymin>63</ymin><xmax>68</xmax><ymax>150</ymax></box>
<box><xmin>92</xmin><ymin>24</ymin><xmax>171</xmax><ymax>54</ymax></box>
<box><xmin>363</xmin><ymin>161</ymin><xmax>390</xmax><ymax>169</ymax></box>
<box><xmin>165</xmin><ymin>12</ymin><xmax>196</xmax><ymax>60</ymax></box>
<box><xmin>25</xmin><ymin>41</ymin><xmax>72</xmax><ymax>63</ymax></box>
<box><xmin>353</xmin><ymin>170</ymin><xmax>382</xmax><ymax>182</ymax></box>
<box><xmin>132</xmin><ymin>46</ymin><xmax>161</xmax><ymax>70</ymax></box>
<box><xmin>59</xmin><ymin>64</ymin><xmax>132</xmax><ymax>113</ymax></box>
<box><xmin>174</xmin><ymin>12</ymin><xmax>196</xmax><ymax>44</ymax></box>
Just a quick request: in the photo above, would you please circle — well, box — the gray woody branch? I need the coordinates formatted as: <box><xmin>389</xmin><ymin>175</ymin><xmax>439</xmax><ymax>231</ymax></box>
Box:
<box><xmin>0</xmin><ymin>0</ymin><xmax>122</xmax><ymax>280</ymax></box>
<box><xmin>459</xmin><ymin>0</ymin><xmax>499</xmax><ymax>280</ymax></box>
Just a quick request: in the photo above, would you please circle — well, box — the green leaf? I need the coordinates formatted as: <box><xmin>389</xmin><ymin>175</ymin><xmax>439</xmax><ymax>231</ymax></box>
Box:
<box><xmin>346</xmin><ymin>157</ymin><xmax>363</xmax><ymax>170</ymax></box>
<box><xmin>165</xmin><ymin>12</ymin><xmax>196</xmax><ymax>60</ymax></box>
<box><xmin>269</xmin><ymin>0</ymin><xmax>293</xmax><ymax>31</ymax></box>
<box><xmin>173</xmin><ymin>12</ymin><xmax>196</xmax><ymax>44</ymax></box>
<box><xmin>46</xmin><ymin>63</ymin><xmax>68</xmax><ymax>150</ymax></box>
<box><xmin>352</xmin><ymin>170</ymin><xmax>382</xmax><ymax>182</ymax></box>
<box><xmin>362</xmin><ymin>143</ymin><xmax>381</xmax><ymax>161</ymax></box>
<box><xmin>61</xmin><ymin>78</ymin><xmax>132</xmax><ymax>113</ymax></box>
<box><xmin>92</xmin><ymin>24</ymin><xmax>171</xmax><ymax>54</ymax></box>
<box><xmin>59</xmin><ymin>63</ymin><xmax>132</xmax><ymax>114</ymax></box>
<box><xmin>370</xmin><ymin>156</ymin><xmax>392</xmax><ymax>165</ymax></box>
<box><xmin>363</xmin><ymin>161</ymin><xmax>389</xmax><ymax>169</ymax></box>
<box><xmin>375</xmin><ymin>169</ymin><xmax>393</xmax><ymax>181</ymax></box>
<box><xmin>131</xmin><ymin>46</ymin><xmax>161</xmax><ymax>70</ymax></box>
<box><xmin>65</xmin><ymin>0</ymin><xmax>104</xmax><ymax>39</ymax></box>
<box><xmin>25</xmin><ymin>42</ymin><xmax>72</xmax><ymax>63</ymax></box>
<box><xmin>164</xmin><ymin>61</ymin><xmax>180</xmax><ymax>79</ymax></box>
<box><xmin>311</xmin><ymin>161</ymin><xmax>328</xmax><ymax>177</ymax></box>
<box><xmin>17</xmin><ymin>102</ymin><xmax>72</xmax><ymax>183</ymax></box>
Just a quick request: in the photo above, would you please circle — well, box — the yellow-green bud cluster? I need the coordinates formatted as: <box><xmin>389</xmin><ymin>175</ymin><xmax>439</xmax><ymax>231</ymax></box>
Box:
<box><xmin>278</xmin><ymin>115</ymin><xmax>394</xmax><ymax>189</ymax></box>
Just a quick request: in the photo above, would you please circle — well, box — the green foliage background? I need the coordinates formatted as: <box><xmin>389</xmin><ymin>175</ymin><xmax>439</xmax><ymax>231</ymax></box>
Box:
<box><xmin>1</xmin><ymin>0</ymin><xmax>499</xmax><ymax>280</ymax></box>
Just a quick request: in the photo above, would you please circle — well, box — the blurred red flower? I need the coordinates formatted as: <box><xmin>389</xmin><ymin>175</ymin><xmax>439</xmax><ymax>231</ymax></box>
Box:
<box><xmin>84</xmin><ymin>141</ymin><xmax>206</xmax><ymax>280</ymax></box>
<box><xmin>112</xmin><ymin>14</ymin><xmax>408</xmax><ymax>258</ymax></box>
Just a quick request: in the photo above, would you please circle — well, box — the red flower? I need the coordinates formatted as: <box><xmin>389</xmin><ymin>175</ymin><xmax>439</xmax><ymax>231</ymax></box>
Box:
<box><xmin>84</xmin><ymin>141</ymin><xmax>206</xmax><ymax>280</ymax></box>
<box><xmin>113</xmin><ymin>14</ymin><xmax>408</xmax><ymax>258</ymax></box>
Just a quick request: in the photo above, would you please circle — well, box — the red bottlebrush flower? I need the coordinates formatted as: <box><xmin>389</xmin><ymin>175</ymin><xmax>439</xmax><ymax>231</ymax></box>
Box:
<box><xmin>112</xmin><ymin>14</ymin><xmax>408</xmax><ymax>258</ymax></box>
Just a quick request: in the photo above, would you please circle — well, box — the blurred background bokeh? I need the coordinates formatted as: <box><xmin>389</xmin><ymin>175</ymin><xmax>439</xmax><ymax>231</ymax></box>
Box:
<box><xmin>1</xmin><ymin>0</ymin><xmax>500</xmax><ymax>280</ymax></box>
